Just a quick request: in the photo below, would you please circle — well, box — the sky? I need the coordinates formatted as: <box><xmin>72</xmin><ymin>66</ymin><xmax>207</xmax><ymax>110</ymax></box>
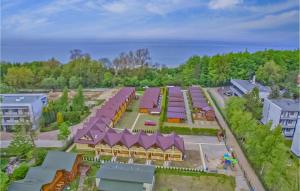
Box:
<box><xmin>1</xmin><ymin>0</ymin><xmax>299</xmax><ymax>46</ymax></box>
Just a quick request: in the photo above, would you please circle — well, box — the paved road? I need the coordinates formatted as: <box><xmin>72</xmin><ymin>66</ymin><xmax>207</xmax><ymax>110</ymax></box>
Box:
<box><xmin>0</xmin><ymin>140</ymin><xmax>65</xmax><ymax>148</ymax></box>
<box><xmin>182</xmin><ymin>90</ymin><xmax>193</xmax><ymax>126</ymax></box>
<box><xmin>209</xmin><ymin>87</ymin><xmax>226</xmax><ymax>108</ymax></box>
<box><xmin>205</xmin><ymin>88</ymin><xmax>265</xmax><ymax>191</ymax></box>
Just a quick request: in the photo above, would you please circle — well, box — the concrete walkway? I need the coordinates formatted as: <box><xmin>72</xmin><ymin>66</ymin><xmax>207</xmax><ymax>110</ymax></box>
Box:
<box><xmin>182</xmin><ymin>90</ymin><xmax>193</xmax><ymax>126</ymax></box>
<box><xmin>205</xmin><ymin>88</ymin><xmax>265</xmax><ymax>191</ymax></box>
<box><xmin>77</xmin><ymin>165</ymin><xmax>90</xmax><ymax>191</ymax></box>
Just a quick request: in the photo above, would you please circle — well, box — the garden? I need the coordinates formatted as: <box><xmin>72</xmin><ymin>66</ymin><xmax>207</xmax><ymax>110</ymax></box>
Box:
<box><xmin>39</xmin><ymin>86</ymin><xmax>90</xmax><ymax>139</ymax></box>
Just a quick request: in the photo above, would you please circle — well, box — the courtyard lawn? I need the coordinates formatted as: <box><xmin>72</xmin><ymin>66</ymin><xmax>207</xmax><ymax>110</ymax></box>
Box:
<box><xmin>154</xmin><ymin>170</ymin><xmax>235</xmax><ymax>191</ymax></box>
<box><xmin>133</xmin><ymin>114</ymin><xmax>160</xmax><ymax>132</ymax></box>
<box><xmin>115</xmin><ymin>98</ymin><xmax>140</xmax><ymax>129</ymax></box>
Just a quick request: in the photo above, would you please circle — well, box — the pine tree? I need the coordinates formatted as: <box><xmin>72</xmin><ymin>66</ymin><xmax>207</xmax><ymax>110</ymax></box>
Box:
<box><xmin>58</xmin><ymin>122</ymin><xmax>70</xmax><ymax>140</ymax></box>
<box><xmin>72</xmin><ymin>85</ymin><xmax>85</xmax><ymax>111</ymax></box>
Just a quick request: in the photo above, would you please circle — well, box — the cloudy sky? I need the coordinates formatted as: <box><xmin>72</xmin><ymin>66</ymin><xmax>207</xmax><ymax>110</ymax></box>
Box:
<box><xmin>1</xmin><ymin>0</ymin><xmax>299</xmax><ymax>45</ymax></box>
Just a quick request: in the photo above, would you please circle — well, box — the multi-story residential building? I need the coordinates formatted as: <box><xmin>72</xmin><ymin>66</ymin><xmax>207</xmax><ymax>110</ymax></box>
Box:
<box><xmin>0</xmin><ymin>94</ymin><xmax>47</xmax><ymax>131</ymax></box>
<box><xmin>261</xmin><ymin>98</ymin><xmax>300</xmax><ymax>137</ymax></box>
<box><xmin>230</xmin><ymin>77</ymin><xmax>271</xmax><ymax>100</ymax></box>
<box><xmin>261</xmin><ymin>98</ymin><xmax>300</xmax><ymax>157</ymax></box>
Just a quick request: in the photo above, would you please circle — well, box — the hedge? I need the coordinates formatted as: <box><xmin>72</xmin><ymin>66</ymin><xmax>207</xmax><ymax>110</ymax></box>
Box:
<box><xmin>159</xmin><ymin>87</ymin><xmax>168</xmax><ymax>128</ymax></box>
<box><xmin>160</xmin><ymin>126</ymin><xmax>218</xmax><ymax>136</ymax></box>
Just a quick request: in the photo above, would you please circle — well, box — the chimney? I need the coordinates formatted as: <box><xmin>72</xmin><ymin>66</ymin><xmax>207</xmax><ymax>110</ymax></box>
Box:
<box><xmin>252</xmin><ymin>75</ymin><xmax>256</xmax><ymax>85</ymax></box>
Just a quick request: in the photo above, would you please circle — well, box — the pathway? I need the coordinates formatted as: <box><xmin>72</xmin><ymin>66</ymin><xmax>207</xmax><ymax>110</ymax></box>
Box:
<box><xmin>182</xmin><ymin>90</ymin><xmax>193</xmax><ymax>126</ymax></box>
<box><xmin>130</xmin><ymin>113</ymin><xmax>141</xmax><ymax>132</ymax></box>
<box><xmin>77</xmin><ymin>165</ymin><xmax>90</xmax><ymax>191</ymax></box>
<box><xmin>209</xmin><ymin>87</ymin><xmax>226</xmax><ymax>108</ymax></box>
<box><xmin>205</xmin><ymin>88</ymin><xmax>265</xmax><ymax>191</ymax></box>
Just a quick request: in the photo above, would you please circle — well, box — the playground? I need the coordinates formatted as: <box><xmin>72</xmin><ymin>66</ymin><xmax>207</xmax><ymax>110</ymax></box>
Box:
<box><xmin>201</xmin><ymin>143</ymin><xmax>237</xmax><ymax>175</ymax></box>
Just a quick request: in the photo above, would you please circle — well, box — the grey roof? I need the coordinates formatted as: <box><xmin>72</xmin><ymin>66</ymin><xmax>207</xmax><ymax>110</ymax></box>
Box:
<box><xmin>42</xmin><ymin>151</ymin><xmax>77</xmax><ymax>171</ymax></box>
<box><xmin>25</xmin><ymin>167</ymin><xmax>57</xmax><ymax>182</ymax></box>
<box><xmin>270</xmin><ymin>99</ymin><xmax>300</xmax><ymax>112</ymax></box>
<box><xmin>8</xmin><ymin>181</ymin><xmax>43</xmax><ymax>191</ymax></box>
<box><xmin>97</xmin><ymin>163</ymin><xmax>155</xmax><ymax>184</ymax></box>
<box><xmin>8</xmin><ymin>151</ymin><xmax>78</xmax><ymax>191</ymax></box>
<box><xmin>0</xmin><ymin>94</ymin><xmax>46</xmax><ymax>104</ymax></box>
<box><xmin>8</xmin><ymin>167</ymin><xmax>57</xmax><ymax>191</ymax></box>
<box><xmin>99</xmin><ymin>179</ymin><xmax>143</xmax><ymax>191</ymax></box>
<box><xmin>231</xmin><ymin>79</ymin><xmax>271</xmax><ymax>93</ymax></box>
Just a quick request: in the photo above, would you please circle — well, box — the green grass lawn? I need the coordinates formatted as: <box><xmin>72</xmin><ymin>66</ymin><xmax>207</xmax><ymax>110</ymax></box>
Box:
<box><xmin>133</xmin><ymin>114</ymin><xmax>160</xmax><ymax>132</ymax></box>
<box><xmin>278</xmin><ymin>153</ymin><xmax>299</xmax><ymax>191</ymax></box>
<box><xmin>115</xmin><ymin>98</ymin><xmax>140</xmax><ymax>129</ymax></box>
<box><xmin>154</xmin><ymin>170</ymin><xmax>235</xmax><ymax>191</ymax></box>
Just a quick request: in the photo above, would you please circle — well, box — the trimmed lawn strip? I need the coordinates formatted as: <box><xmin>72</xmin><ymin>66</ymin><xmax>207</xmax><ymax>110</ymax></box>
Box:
<box><xmin>159</xmin><ymin>87</ymin><xmax>167</xmax><ymax>127</ymax></box>
<box><xmin>154</xmin><ymin>168</ymin><xmax>235</xmax><ymax>191</ymax></box>
<box><xmin>115</xmin><ymin>98</ymin><xmax>140</xmax><ymax>129</ymax></box>
<box><xmin>160</xmin><ymin>126</ymin><xmax>218</xmax><ymax>136</ymax></box>
<box><xmin>133</xmin><ymin>114</ymin><xmax>160</xmax><ymax>132</ymax></box>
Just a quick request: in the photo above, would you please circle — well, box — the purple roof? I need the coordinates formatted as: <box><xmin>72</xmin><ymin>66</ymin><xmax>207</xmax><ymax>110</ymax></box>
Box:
<box><xmin>74</xmin><ymin>128</ymin><xmax>185</xmax><ymax>153</ymax></box>
<box><xmin>169</xmin><ymin>97</ymin><xmax>184</xmax><ymax>102</ymax></box>
<box><xmin>167</xmin><ymin>107</ymin><xmax>185</xmax><ymax>113</ymax></box>
<box><xmin>188</xmin><ymin>86</ymin><xmax>213</xmax><ymax>110</ymax></box>
<box><xmin>168</xmin><ymin>101</ymin><xmax>185</xmax><ymax>107</ymax></box>
<box><xmin>167</xmin><ymin>112</ymin><xmax>186</xmax><ymax>119</ymax></box>
<box><xmin>168</xmin><ymin>87</ymin><xmax>183</xmax><ymax>98</ymax></box>
<box><xmin>74</xmin><ymin>87</ymin><xmax>135</xmax><ymax>140</ymax></box>
<box><xmin>139</xmin><ymin>88</ymin><xmax>161</xmax><ymax>109</ymax></box>
<box><xmin>193</xmin><ymin>102</ymin><xmax>208</xmax><ymax>109</ymax></box>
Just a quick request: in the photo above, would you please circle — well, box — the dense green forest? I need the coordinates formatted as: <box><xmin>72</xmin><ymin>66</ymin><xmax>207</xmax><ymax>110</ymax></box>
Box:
<box><xmin>1</xmin><ymin>49</ymin><xmax>299</xmax><ymax>97</ymax></box>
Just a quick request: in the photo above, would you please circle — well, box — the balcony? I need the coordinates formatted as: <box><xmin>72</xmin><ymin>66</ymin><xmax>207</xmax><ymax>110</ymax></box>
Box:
<box><xmin>2</xmin><ymin>112</ymin><xmax>30</xmax><ymax>117</ymax></box>
<box><xmin>283</xmin><ymin>130</ymin><xmax>294</xmax><ymax>137</ymax></box>
<box><xmin>280</xmin><ymin>113</ymin><xmax>299</xmax><ymax>120</ymax></box>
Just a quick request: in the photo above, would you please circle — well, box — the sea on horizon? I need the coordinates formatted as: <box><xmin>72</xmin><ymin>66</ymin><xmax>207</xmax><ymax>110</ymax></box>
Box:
<box><xmin>0</xmin><ymin>39</ymin><xmax>297</xmax><ymax>66</ymax></box>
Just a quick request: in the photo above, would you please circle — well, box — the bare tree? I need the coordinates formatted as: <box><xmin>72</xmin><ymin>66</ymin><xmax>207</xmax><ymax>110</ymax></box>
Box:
<box><xmin>70</xmin><ymin>49</ymin><xmax>90</xmax><ymax>60</ymax></box>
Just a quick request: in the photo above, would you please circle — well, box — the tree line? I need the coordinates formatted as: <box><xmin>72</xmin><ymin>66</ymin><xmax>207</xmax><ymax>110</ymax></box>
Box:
<box><xmin>1</xmin><ymin>49</ymin><xmax>299</xmax><ymax>97</ymax></box>
<box><xmin>225</xmin><ymin>91</ymin><xmax>298</xmax><ymax>191</ymax></box>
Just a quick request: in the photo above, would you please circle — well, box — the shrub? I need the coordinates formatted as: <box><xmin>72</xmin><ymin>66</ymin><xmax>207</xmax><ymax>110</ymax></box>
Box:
<box><xmin>58</xmin><ymin>122</ymin><xmax>71</xmax><ymax>140</ymax></box>
<box><xmin>0</xmin><ymin>171</ymin><xmax>9</xmax><ymax>191</ymax></box>
<box><xmin>62</xmin><ymin>111</ymin><xmax>81</xmax><ymax>124</ymax></box>
<box><xmin>33</xmin><ymin>149</ymin><xmax>47</xmax><ymax>166</ymax></box>
<box><xmin>56</xmin><ymin>112</ymin><xmax>64</xmax><ymax>126</ymax></box>
<box><xmin>12</xmin><ymin>162</ymin><xmax>29</xmax><ymax>180</ymax></box>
